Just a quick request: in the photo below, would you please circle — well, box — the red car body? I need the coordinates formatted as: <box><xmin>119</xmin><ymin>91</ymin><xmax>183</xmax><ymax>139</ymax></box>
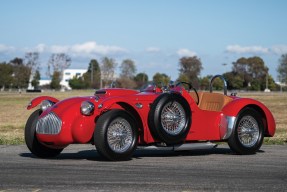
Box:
<box><xmin>25</xmin><ymin>75</ymin><xmax>276</xmax><ymax>160</ymax></box>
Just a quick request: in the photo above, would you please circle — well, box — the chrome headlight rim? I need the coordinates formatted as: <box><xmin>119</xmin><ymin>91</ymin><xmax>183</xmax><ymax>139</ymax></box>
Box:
<box><xmin>40</xmin><ymin>100</ymin><xmax>54</xmax><ymax>111</ymax></box>
<box><xmin>81</xmin><ymin>101</ymin><xmax>95</xmax><ymax>116</ymax></box>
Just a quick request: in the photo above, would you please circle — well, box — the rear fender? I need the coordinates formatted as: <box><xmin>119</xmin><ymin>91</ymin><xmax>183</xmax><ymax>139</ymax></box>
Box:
<box><xmin>222</xmin><ymin>98</ymin><xmax>276</xmax><ymax>137</ymax></box>
<box><xmin>27</xmin><ymin>96</ymin><xmax>59</xmax><ymax>110</ymax></box>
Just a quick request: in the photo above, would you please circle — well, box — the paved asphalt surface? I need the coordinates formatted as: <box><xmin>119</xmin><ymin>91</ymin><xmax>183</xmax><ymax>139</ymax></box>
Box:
<box><xmin>0</xmin><ymin>144</ymin><xmax>287</xmax><ymax>192</ymax></box>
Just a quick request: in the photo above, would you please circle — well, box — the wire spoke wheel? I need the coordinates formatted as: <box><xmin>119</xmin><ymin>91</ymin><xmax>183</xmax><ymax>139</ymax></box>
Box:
<box><xmin>107</xmin><ymin>118</ymin><xmax>133</xmax><ymax>153</ymax></box>
<box><xmin>237</xmin><ymin>115</ymin><xmax>260</xmax><ymax>147</ymax></box>
<box><xmin>94</xmin><ymin>109</ymin><xmax>138</xmax><ymax>161</ymax></box>
<box><xmin>228</xmin><ymin>108</ymin><xmax>264</xmax><ymax>155</ymax></box>
<box><xmin>161</xmin><ymin>101</ymin><xmax>186</xmax><ymax>136</ymax></box>
<box><xmin>148</xmin><ymin>93</ymin><xmax>191</xmax><ymax>144</ymax></box>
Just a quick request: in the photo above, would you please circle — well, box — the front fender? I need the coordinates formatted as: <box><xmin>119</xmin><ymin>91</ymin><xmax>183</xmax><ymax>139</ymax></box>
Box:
<box><xmin>27</xmin><ymin>96</ymin><xmax>59</xmax><ymax>110</ymax></box>
<box><xmin>98</xmin><ymin>97</ymin><xmax>127</xmax><ymax>111</ymax></box>
<box><xmin>97</xmin><ymin>93</ymin><xmax>158</xmax><ymax>112</ymax></box>
<box><xmin>97</xmin><ymin>94</ymin><xmax>159</xmax><ymax>144</ymax></box>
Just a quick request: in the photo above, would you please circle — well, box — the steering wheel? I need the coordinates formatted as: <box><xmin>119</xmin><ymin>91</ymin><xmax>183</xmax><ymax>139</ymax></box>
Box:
<box><xmin>176</xmin><ymin>82</ymin><xmax>199</xmax><ymax>105</ymax></box>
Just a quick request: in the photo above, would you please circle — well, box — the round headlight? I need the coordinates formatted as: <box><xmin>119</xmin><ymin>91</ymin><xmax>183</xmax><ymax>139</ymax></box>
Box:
<box><xmin>40</xmin><ymin>100</ymin><xmax>54</xmax><ymax>111</ymax></box>
<box><xmin>81</xmin><ymin>101</ymin><xmax>95</xmax><ymax>116</ymax></box>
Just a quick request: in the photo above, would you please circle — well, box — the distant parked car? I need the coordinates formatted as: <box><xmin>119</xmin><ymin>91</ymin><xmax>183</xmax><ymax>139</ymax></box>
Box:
<box><xmin>25</xmin><ymin>75</ymin><xmax>276</xmax><ymax>161</ymax></box>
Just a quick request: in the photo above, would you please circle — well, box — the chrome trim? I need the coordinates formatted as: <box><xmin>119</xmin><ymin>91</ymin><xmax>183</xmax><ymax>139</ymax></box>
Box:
<box><xmin>222</xmin><ymin>116</ymin><xmax>236</xmax><ymax>139</ymax></box>
<box><xmin>40</xmin><ymin>100</ymin><xmax>54</xmax><ymax>111</ymax></box>
<box><xmin>135</xmin><ymin>103</ymin><xmax>143</xmax><ymax>109</ymax></box>
<box><xmin>95</xmin><ymin>95</ymin><xmax>100</xmax><ymax>102</ymax></box>
<box><xmin>36</xmin><ymin>112</ymin><xmax>62</xmax><ymax>134</ymax></box>
<box><xmin>80</xmin><ymin>101</ymin><xmax>95</xmax><ymax>116</ymax></box>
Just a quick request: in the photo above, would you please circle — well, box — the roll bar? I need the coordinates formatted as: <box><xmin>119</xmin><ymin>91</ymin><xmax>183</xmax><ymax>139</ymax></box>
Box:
<box><xmin>209</xmin><ymin>75</ymin><xmax>227</xmax><ymax>95</ymax></box>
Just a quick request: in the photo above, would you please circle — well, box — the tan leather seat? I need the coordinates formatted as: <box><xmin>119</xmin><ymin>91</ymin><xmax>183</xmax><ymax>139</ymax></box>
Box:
<box><xmin>199</xmin><ymin>92</ymin><xmax>232</xmax><ymax>111</ymax></box>
<box><xmin>189</xmin><ymin>92</ymin><xmax>232</xmax><ymax>111</ymax></box>
<box><xmin>189</xmin><ymin>92</ymin><xmax>203</xmax><ymax>105</ymax></box>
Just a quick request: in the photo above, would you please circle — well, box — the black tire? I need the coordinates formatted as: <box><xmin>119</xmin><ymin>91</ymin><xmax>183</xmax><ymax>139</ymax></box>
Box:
<box><xmin>228</xmin><ymin>108</ymin><xmax>264</xmax><ymax>155</ymax></box>
<box><xmin>25</xmin><ymin>109</ymin><xmax>63</xmax><ymax>158</ymax></box>
<box><xmin>94</xmin><ymin>109</ymin><xmax>138</xmax><ymax>161</ymax></box>
<box><xmin>148</xmin><ymin>93</ymin><xmax>191</xmax><ymax>144</ymax></box>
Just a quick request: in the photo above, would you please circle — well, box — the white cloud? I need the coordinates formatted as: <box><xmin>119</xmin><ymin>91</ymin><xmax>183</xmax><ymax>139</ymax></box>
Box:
<box><xmin>146</xmin><ymin>47</ymin><xmax>160</xmax><ymax>53</ymax></box>
<box><xmin>271</xmin><ymin>45</ymin><xmax>287</xmax><ymax>55</ymax></box>
<box><xmin>0</xmin><ymin>44</ymin><xmax>15</xmax><ymax>52</ymax></box>
<box><xmin>226</xmin><ymin>44</ymin><xmax>269</xmax><ymax>54</ymax></box>
<box><xmin>50</xmin><ymin>45</ymin><xmax>70</xmax><ymax>53</ymax></box>
<box><xmin>71</xmin><ymin>42</ymin><xmax>97</xmax><ymax>54</ymax></box>
<box><xmin>17</xmin><ymin>41</ymin><xmax>127</xmax><ymax>55</ymax></box>
<box><xmin>48</xmin><ymin>41</ymin><xmax>127</xmax><ymax>56</ymax></box>
<box><xmin>72</xmin><ymin>41</ymin><xmax>127</xmax><ymax>55</ymax></box>
<box><xmin>35</xmin><ymin>44</ymin><xmax>47</xmax><ymax>53</ymax></box>
<box><xmin>177</xmin><ymin>48</ymin><xmax>197</xmax><ymax>57</ymax></box>
<box><xmin>23</xmin><ymin>44</ymin><xmax>47</xmax><ymax>53</ymax></box>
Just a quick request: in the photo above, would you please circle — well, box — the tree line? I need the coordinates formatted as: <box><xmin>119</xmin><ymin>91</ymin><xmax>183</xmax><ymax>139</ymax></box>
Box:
<box><xmin>0</xmin><ymin>52</ymin><xmax>74</xmax><ymax>91</ymax></box>
<box><xmin>1</xmin><ymin>52</ymin><xmax>287</xmax><ymax>91</ymax></box>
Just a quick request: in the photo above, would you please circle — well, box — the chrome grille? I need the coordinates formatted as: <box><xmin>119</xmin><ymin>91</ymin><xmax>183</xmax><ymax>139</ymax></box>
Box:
<box><xmin>36</xmin><ymin>112</ymin><xmax>62</xmax><ymax>134</ymax></box>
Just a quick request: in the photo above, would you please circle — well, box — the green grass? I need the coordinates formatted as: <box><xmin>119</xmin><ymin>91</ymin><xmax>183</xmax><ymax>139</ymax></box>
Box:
<box><xmin>0</xmin><ymin>137</ymin><xmax>24</xmax><ymax>145</ymax></box>
<box><xmin>0</xmin><ymin>90</ymin><xmax>286</xmax><ymax>145</ymax></box>
<box><xmin>0</xmin><ymin>90</ymin><xmax>92</xmax><ymax>145</ymax></box>
<box><xmin>264</xmin><ymin>128</ymin><xmax>287</xmax><ymax>145</ymax></box>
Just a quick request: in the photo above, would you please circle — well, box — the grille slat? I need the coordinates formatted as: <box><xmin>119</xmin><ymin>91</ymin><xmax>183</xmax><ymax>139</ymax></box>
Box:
<box><xmin>36</xmin><ymin>112</ymin><xmax>62</xmax><ymax>134</ymax></box>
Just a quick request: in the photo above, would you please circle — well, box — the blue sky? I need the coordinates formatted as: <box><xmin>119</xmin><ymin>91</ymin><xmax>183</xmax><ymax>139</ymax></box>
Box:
<box><xmin>1</xmin><ymin>0</ymin><xmax>287</xmax><ymax>81</ymax></box>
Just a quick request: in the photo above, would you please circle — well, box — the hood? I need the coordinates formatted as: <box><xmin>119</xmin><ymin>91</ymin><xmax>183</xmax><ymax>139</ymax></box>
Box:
<box><xmin>40</xmin><ymin>96</ymin><xmax>93</xmax><ymax>118</ymax></box>
<box><xmin>95</xmin><ymin>88</ymin><xmax>139</xmax><ymax>97</ymax></box>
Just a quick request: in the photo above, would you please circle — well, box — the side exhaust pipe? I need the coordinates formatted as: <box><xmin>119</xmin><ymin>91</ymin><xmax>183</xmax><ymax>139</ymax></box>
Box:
<box><xmin>138</xmin><ymin>142</ymin><xmax>217</xmax><ymax>151</ymax></box>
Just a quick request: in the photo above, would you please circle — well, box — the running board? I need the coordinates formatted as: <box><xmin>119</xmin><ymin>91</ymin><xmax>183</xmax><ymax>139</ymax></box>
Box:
<box><xmin>138</xmin><ymin>142</ymin><xmax>217</xmax><ymax>151</ymax></box>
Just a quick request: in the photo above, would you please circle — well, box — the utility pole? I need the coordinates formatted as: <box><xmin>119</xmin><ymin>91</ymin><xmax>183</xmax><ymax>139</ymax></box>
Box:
<box><xmin>264</xmin><ymin>72</ymin><xmax>270</xmax><ymax>92</ymax></box>
<box><xmin>100</xmin><ymin>72</ymin><xmax>103</xmax><ymax>89</ymax></box>
<box><xmin>222</xmin><ymin>63</ymin><xmax>228</xmax><ymax>73</ymax></box>
<box><xmin>266</xmin><ymin>74</ymin><xmax>268</xmax><ymax>90</ymax></box>
<box><xmin>91</xmin><ymin>62</ymin><xmax>93</xmax><ymax>86</ymax></box>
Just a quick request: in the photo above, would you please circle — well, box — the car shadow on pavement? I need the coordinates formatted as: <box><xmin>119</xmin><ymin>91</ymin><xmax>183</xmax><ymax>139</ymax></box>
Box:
<box><xmin>20</xmin><ymin>149</ymin><xmax>106</xmax><ymax>161</ymax></box>
<box><xmin>18</xmin><ymin>146</ymin><xmax>252</xmax><ymax>161</ymax></box>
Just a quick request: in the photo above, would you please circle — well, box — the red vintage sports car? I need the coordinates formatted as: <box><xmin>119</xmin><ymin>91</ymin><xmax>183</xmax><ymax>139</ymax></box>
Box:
<box><xmin>25</xmin><ymin>75</ymin><xmax>276</xmax><ymax>161</ymax></box>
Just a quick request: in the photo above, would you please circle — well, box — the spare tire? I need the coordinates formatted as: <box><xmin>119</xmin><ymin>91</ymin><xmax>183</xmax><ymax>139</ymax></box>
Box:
<box><xmin>148</xmin><ymin>93</ymin><xmax>191</xmax><ymax>144</ymax></box>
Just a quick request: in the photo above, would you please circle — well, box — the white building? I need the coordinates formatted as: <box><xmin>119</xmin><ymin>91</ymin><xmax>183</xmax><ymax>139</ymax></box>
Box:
<box><xmin>39</xmin><ymin>69</ymin><xmax>87</xmax><ymax>90</ymax></box>
<box><xmin>39</xmin><ymin>78</ymin><xmax>51</xmax><ymax>86</ymax></box>
<box><xmin>61</xmin><ymin>69</ymin><xmax>87</xmax><ymax>90</ymax></box>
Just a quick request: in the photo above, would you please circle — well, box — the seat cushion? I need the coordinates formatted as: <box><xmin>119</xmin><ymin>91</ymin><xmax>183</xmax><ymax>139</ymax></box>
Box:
<box><xmin>199</xmin><ymin>92</ymin><xmax>232</xmax><ymax>111</ymax></box>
